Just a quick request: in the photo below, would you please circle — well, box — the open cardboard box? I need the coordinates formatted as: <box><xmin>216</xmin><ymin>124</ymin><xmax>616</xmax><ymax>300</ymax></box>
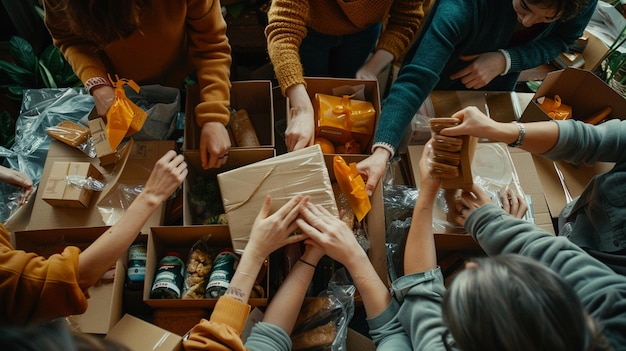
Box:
<box><xmin>14</xmin><ymin>226</ymin><xmax>125</xmax><ymax>334</ymax></box>
<box><xmin>143</xmin><ymin>225</ymin><xmax>270</xmax><ymax>309</ymax></box>
<box><xmin>184</xmin><ymin>81</ymin><xmax>275</xmax><ymax>151</ymax></box>
<box><xmin>520</xmin><ymin>68</ymin><xmax>624</xmax><ymax>217</ymax></box>
<box><xmin>294</xmin><ymin>77</ymin><xmax>381</xmax><ymax>155</ymax></box>
<box><xmin>323</xmin><ymin>154</ymin><xmax>388</xmax><ymax>286</ymax></box>
<box><xmin>217</xmin><ymin>144</ymin><xmax>338</xmax><ymax>253</ymax></box>
<box><xmin>407</xmin><ymin>143</ymin><xmax>554</xmax><ymax>254</ymax></box>
<box><xmin>182</xmin><ymin>148</ymin><xmax>275</xmax><ymax>226</ymax></box>
<box><xmin>28</xmin><ymin>139</ymin><xmax>175</xmax><ymax>233</ymax></box>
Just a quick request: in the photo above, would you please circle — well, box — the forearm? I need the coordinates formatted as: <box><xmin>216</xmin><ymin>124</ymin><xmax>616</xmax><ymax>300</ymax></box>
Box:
<box><xmin>404</xmin><ymin>186</ymin><xmax>438</xmax><ymax>274</ymax></box>
<box><xmin>262</xmin><ymin>258</ymin><xmax>317</xmax><ymax>333</ymax></box>
<box><xmin>223</xmin><ymin>251</ymin><xmax>267</xmax><ymax>305</ymax></box>
<box><xmin>485</xmin><ymin>120</ymin><xmax>560</xmax><ymax>154</ymax></box>
<box><xmin>77</xmin><ymin>191</ymin><xmax>161</xmax><ymax>288</ymax></box>
<box><xmin>345</xmin><ymin>253</ymin><xmax>390</xmax><ymax>318</ymax></box>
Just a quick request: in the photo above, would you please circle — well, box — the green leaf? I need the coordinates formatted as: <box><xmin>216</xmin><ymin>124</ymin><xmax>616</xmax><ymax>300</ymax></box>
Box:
<box><xmin>0</xmin><ymin>60</ymin><xmax>35</xmax><ymax>86</ymax></box>
<box><xmin>38</xmin><ymin>60</ymin><xmax>57</xmax><ymax>89</ymax></box>
<box><xmin>39</xmin><ymin>44</ymin><xmax>80</xmax><ymax>87</ymax></box>
<box><xmin>0</xmin><ymin>110</ymin><xmax>15</xmax><ymax>149</ymax></box>
<box><xmin>8</xmin><ymin>36</ymin><xmax>37</xmax><ymax>73</ymax></box>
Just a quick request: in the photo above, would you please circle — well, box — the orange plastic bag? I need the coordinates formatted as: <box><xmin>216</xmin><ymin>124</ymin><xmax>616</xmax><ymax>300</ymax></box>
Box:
<box><xmin>315</xmin><ymin>93</ymin><xmax>376</xmax><ymax>146</ymax></box>
<box><xmin>333</xmin><ymin>155</ymin><xmax>371</xmax><ymax>222</ymax></box>
<box><xmin>105</xmin><ymin>76</ymin><xmax>147</xmax><ymax>150</ymax></box>
<box><xmin>538</xmin><ymin>95</ymin><xmax>572</xmax><ymax>120</ymax></box>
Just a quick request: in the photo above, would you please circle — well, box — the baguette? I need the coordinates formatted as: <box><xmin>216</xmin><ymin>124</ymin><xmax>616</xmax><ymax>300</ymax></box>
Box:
<box><xmin>583</xmin><ymin>106</ymin><xmax>612</xmax><ymax>125</ymax></box>
<box><xmin>230</xmin><ymin>109</ymin><xmax>261</xmax><ymax>147</ymax></box>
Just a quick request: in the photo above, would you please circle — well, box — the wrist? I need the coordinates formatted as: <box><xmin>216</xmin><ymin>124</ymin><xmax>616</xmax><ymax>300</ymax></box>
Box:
<box><xmin>85</xmin><ymin>76</ymin><xmax>112</xmax><ymax>95</ymax></box>
<box><xmin>507</xmin><ymin>121</ymin><xmax>525</xmax><ymax>147</ymax></box>
<box><xmin>497</xmin><ymin>49</ymin><xmax>511</xmax><ymax>76</ymax></box>
<box><xmin>371</xmin><ymin>143</ymin><xmax>394</xmax><ymax>160</ymax></box>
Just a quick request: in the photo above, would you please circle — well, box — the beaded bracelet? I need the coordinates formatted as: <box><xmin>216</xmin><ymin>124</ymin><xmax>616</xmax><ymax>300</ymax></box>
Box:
<box><xmin>508</xmin><ymin>121</ymin><xmax>526</xmax><ymax>148</ymax></box>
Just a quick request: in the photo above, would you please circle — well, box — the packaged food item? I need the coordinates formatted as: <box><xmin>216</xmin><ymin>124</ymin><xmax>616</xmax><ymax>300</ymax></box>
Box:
<box><xmin>126</xmin><ymin>242</ymin><xmax>147</xmax><ymax>291</ymax></box>
<box><xmin>205</xmin><ymin>249</ymin><xmax>239</xmax><ymax>299</ymax></box>
<box><xmin>150</xmin><ymin>252</ymin><xmax>185</xmax><ymax>299</ymax></box>
<box><xmin>46</xmin><ymin>120</ymin><xmax>91</xmax><ymax>147</ymax></box>
<box><xmin>230</xmin><ymin>109</ymin><xmax>260</xmax><ymax>147</ymax></box>
<box><xmin>182</xmin><ymin>238</ymin><xmax>213</xmax><ymax>299</ymax></box>
<box><xmin>537</xmin><ymin>95</ymin><xmax>572</xmax><ymax>120</ymax></box>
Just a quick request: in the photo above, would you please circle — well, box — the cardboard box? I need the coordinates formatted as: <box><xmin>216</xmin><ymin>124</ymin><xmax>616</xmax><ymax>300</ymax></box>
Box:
<box><xmin>143</xmin><ymin>225</ymin><xmax>270</xmax><ymax>308</ymax></box>
<box><xmin>520</xmin><ymin>68</ymin><xmax>626</xmax><ymax>123</ymax></box>
<box><xmin>28</xmin><ymin>139</ymin><xmax>174</xmax><ymax>234</ymax></box>
<box><xmin>407</xmin><ymin>143</ymin><xmax>554</xmax><ymax>254</ymax></box>
<box><xmin>87</xmin><ymin>111</ymin><xmax>121</xmax><ymax>166</ymax></box>
<box><xmin>106</xmin><ymin>314</ymin><xmax>183</xmax><ymax>351</ymax></box>
<box><xmin>296</xmin><ymin>77</ymin><xmax>382</xmax><ymax>155</ymax></box>
<box><xmin>184</xmin><ymin>81</ymin><xmax>275</xmax><ymax>151</ymax></box>
<box><xmin>519</xmin><ymin>68</ymin><xmax>624</xmax><ymax>217</ymax></box>
<box><xmin>183</xmin><ymin>148</ymin><xmax>275</xmax><ymax>226</ymax></box>
<box><xmin>323</xmin><ymin>154</ymin><xmax>388</xmax><ymax>286</ymax></box>
<box><xmin>14</xmin><ymin>226</ymin><xmax>125</xmax><ymax>334</ymax></box>
<box><xmin>217</xmin><ymin>144</ymin><xmax>338</xmax><ymax>253</ymax></box>
<box><xmin>41</xmin><ymin>161</ymin><xmax>103</xmax><ymax>208</ymax></box>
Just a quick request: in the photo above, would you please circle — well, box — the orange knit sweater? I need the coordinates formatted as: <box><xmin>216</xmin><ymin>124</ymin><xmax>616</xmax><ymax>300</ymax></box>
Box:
<box><xmin>43</xmin><ymin>0</ymin><xmax>232</xmax><ymax>127</ymax></box>
<box><xmin>266</xmin><ymin>0</ymin><xmax>430</xmax><ymax>95</ymax></box>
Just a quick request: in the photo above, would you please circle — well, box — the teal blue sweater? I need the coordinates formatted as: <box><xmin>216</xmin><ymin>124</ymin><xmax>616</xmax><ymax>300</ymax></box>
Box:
<box><xmin>373</xmin><ymin>0</ymin><xmax>597</xmax><ymax>152</ymax></box>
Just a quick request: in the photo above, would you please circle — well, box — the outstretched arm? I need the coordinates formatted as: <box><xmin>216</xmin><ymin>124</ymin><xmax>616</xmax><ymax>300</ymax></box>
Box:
<box><xmin>404</xmin><ymin>142</ymin><xmax>441</xmax><ymax>274</ymax></box>
<box><xmin>441</xmin><ymin>106</ymin><xmax>560</xmax><ymax>154</ymax></box>
<box><xmin>78</xmin><ymin>150</ymin><xmax>187</xmax><ymax>289</ymax></box>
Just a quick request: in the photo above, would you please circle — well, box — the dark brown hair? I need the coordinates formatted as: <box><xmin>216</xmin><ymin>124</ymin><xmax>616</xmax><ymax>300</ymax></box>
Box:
<box><xmin>528</xmin><ymin>0</ymin><xmax>589</xmax><ymax>21</ymax></box>
<box><xmin>46</xmin><ymin>0</ymin><xmax>147</xmax><ymax>48</ymax></box>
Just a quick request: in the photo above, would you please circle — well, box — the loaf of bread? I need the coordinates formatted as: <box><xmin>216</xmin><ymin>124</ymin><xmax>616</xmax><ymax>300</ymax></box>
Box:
<box><xmin>46</xmin><ymin>120</ymin><xmax>91</xmax><ymax>148</ymax></box>
<box><xmin>230</xmin><ymin>109</ymin><xmax>261</xmax><ymax>147</ymax></box>
<box><xmin>291</xmin><ymin>321</ymin><xmax>337</xmax><ymax>351</ymax></box>
<box><xmin>428</xmin><ymin>117</ymin><xmax>476</xmax><ymax>190</ymax></box>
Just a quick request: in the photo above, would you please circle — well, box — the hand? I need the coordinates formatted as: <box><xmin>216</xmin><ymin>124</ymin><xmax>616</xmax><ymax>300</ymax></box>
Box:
<box><xmin>296</xmin><ymin>201</ymin><xmax>367</xmax><ymax>270</ymax></box>
<box><xmin>356</xmin><ymin>49</ymin><xmax>394</xmax><ymax>81</ymax></box>
<box><xmin>245</xmin><ymin>195</ymin><xmax>309</xmax><ymax>260</ymax></box>
<box><xmin>449</xmin><ymin>52</ymin><xmax>506</xmax><ymax>89</ymax></box>
<box><xmin>419</xmin><ymin>140</ymin><xmax>442</xmax><ymax>197</ymax></box>
<box><xmin>285</xmin><ymin>84</ymin><xmax>315</xmax><ymax>152</ymax></box>
<box><xmin>440</xmin><ymin>106</ymin><xmax>498</xmax><ymax>140</ymax></box>
<box><xmin>356</xmin><ymin>147</ymin><xmax>391</xmax><ymax>196</ymax></box>
<box><xmin>140</xmin><ymin>150</ymin><xmax>188</xmax><ymax>204</ymax></box>
<box><xmin>0</xmin><ymin>166</ymin><xmax>33</xmax><ymax>205</ymax></box>
<box><xmin>500</xmin><ymin>187</ymin><xmax>528</xmax><ymax>219</ymax></box>
<box><xmin>453</xmin><ymin>184</ymin><xmax>493</xmax><ymax>225</ymax></box>
<box><xmin>92</xmin><ymin>85</ymin><xmax>115</xmax><ymax>119</ymax></box>
<box><xmin>199</xmin><ymin>121</ymin><xmax>231</xmax><ymax>169</ymax></box>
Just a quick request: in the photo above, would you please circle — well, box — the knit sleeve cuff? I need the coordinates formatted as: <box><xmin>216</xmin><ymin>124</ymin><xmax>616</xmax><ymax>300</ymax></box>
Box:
<box><xmin>372</xmin><ymin>142</ymin><xmax>395</xmax><ymax>157</ymax></box>
<box><xmin>209</xmin><ymin>296</ymin><xmax>251</xmax><ymax>333</ymax></box>
<box><xmin>498</xmin><ymin>49</ymin><xmax>511</xmax><ymax>76</ymax></box>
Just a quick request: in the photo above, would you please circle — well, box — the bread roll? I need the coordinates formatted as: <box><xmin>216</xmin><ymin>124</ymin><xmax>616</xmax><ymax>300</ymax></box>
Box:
<box><xmin>230</xmin><ymin>109</ymin><xmax>261</xmax><ymax>147</ymax></box>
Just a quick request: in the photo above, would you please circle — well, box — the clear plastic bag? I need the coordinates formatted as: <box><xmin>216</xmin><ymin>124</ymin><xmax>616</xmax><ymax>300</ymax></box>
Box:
<box><xmin>291</xmin><ymin>268</ymin><xmax>355</xmax><ymax>351</ymax></box>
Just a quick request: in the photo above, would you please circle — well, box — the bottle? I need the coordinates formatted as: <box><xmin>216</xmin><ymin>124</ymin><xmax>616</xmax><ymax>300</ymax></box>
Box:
<box><xmin>126</xmin><ymin>243</ymin><xmax>147</xmax><ymax>290</ymax></box>
<box><xmin>150</xmin><ymin>252</ymin><xmax>185</xmax><ymax>299</ymax></box>
<box><xmin>205</xmin><ymin>249</ymin><xmax>239</xmax><ymax>299</ymax></box>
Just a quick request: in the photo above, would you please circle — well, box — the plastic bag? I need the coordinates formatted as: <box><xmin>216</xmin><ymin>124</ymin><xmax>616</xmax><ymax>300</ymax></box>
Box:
<box><xmin>315</xmin><ymin>93</ymin><xmax>376</xmax><ymax>146</ymax></box>
<box><xmin>333</xmin><ymin>155</ymin><xmax>371</xmax><ymax>222</ymax></box>
<box><xmin>182</xmin><ymin>236</ymin><xmax>214</xmax><ymax>299</ymax></box>
<box><xmin>45</xmin><ymin>120</ymin><xmax>95</xmax><ymax>158</ymax></box>
<box><xmin>291</xmin><ymin>268</ymin><xmax>355</xmax><ymax>351</ymax></box>
<box><xmin>105</xmin><ymin>77</ymin><xmax>147</xmax><ymax>150</ymax></box>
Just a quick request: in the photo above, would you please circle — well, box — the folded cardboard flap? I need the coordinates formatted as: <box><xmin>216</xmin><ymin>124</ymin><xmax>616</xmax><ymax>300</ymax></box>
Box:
<box><xmin>88</xmin><ymin>111</ymin><xmax>120</xmax><ymax>166</ymax></box>
<box><xmin>217</xmin><ymin>144</ymin><xmax>338</xmax><ymax>253</ymax></box>
<box><xmin>106</xmin><ymin>314</ymin><xmax>183</xmax><ymax>351</ymax></box>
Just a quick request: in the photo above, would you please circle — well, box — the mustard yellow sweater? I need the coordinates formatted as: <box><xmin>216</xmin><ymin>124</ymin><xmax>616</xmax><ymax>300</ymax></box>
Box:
<box><xmin>43</xmin><ymin>0</ymin><xmax>232</xmax><ymax>127</ymax></box>
<box><xmin>266</xmin><ymin>0</ymin><xmax>430</xmax><ymax>95</ymax></box>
